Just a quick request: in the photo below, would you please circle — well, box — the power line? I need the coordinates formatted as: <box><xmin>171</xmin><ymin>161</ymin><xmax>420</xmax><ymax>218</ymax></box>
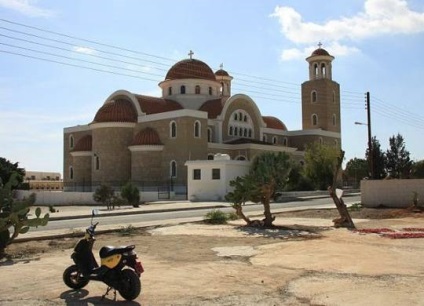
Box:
<box><xmin>0</xmin><ymin>17</ymin><xmax>419</xmax><ymax>128</ymax></box>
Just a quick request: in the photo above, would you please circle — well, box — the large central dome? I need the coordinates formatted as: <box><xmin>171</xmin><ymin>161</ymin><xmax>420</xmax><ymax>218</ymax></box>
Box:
<box><xmin>165</xmin><ymin>59</ymin><xmax>216</xmax><ymax>81</ymax></box>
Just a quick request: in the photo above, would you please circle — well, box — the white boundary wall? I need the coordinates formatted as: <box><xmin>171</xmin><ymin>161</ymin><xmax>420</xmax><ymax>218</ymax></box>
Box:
<box><xmin>15</xmin><ymin>190</ymin><xmax>160</xmax><ymax>205</ymax></box>
<box><xmin>361</xmin><ymin>179</ymin><xmax>424</xmax><ymax>208</ymax></box>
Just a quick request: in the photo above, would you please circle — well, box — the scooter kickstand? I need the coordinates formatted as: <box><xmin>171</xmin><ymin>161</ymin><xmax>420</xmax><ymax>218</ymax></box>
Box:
<box><xmin>101</xmin><ymin>286</ymin><xmax>116</xmax><ymax>300</ymax></box>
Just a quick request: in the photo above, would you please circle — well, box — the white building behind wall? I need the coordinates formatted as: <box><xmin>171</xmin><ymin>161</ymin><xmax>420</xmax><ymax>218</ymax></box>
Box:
<box><xmin>185</xmin><ymin>154</ymin><xmax>250</xmax><ymax>201</ymax></box>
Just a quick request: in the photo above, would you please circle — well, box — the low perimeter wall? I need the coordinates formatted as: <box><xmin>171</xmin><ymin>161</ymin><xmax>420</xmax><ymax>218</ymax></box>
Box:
<box><xmin>15</xmin><ymin>190</ymin><xmax>163</xmax><ymax>206</ymax></box>
<box><xmin>361</xmin><ymin>179</ymin><xmax>424</xmax><ymax>208</ymax></box>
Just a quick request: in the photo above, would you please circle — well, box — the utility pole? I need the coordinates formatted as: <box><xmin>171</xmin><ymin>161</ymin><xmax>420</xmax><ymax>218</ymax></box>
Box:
<box><xmin>366</xmin><ymin>92</ymin><xmax>373</xmax><ymax>179</ymax></box>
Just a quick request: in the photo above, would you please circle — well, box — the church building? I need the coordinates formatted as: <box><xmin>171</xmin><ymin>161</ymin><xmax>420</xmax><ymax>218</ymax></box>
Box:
<box><xmin>63</xmin><ymin>46</ymin><xmax>341</xmax><ymax>198</ymax></box>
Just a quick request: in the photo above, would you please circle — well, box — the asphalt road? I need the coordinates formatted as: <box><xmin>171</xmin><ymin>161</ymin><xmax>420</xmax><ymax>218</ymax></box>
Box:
<box><xmin>33</xmin><ymin>195</ymin><xmax>361</xmax><ymax>233</ymax></box>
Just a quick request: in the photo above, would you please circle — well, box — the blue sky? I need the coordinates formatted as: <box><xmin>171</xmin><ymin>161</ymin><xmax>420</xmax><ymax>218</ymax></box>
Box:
<box><xmin>1</xmin><ymin>0</ymin><xmax>424</xmax><ymax>176</ymax></box>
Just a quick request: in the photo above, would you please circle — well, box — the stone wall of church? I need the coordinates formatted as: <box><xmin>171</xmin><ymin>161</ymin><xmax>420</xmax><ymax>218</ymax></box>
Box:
<box><xmin>91</xmin><ymin>126</ymin><xmax>133</xmax><ymax>184</ymax></box>
<box><xmin>72</xmin><ymin>155</ymin><xmax>92</xmax><ymax>185</ymax></box>
<box><xmin>131</xmin><ymin>151</ymin><xmax>163</xmax><ymax>182</ymax></box>
<box><xmin>63</xmin><ymin>130</ymin><xmax>91</xmax><ymax>183</ymax></box>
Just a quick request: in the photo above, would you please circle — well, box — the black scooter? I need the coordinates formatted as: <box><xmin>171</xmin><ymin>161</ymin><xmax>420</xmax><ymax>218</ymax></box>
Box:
<box><xmin>63</xmin><ymin>210</ymin><xmax>144</xmax><ymax>301</ymax></box>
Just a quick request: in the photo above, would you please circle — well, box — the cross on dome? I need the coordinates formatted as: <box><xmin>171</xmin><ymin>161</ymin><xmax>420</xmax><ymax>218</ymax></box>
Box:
<box><xmin>318</xmin><ymin>42</ymin><xmax>323</xmax><ymax>48</ymax></box>
<box><xmin>188</xmin><ymin>50</ymin><xmax>194</xmax><ymax>59</ymax></box>
<box><xmin>220</xmin><ymin>63</ymin><xmax>224</xmax><ymax>69</ymax></box>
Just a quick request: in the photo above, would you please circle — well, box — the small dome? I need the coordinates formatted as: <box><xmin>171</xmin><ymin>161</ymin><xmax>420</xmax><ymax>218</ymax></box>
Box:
<box><xmin>132</xmin><ymin>127</ymin><xmax>162</xmax><ymax>145</ymax></box>
<box><xmin>165</xmin><ymin>59</ymin><xmax>216</xmax><ymax>81</ymax></box>
<box><xmin>311</xmin><ymin>48</ymin><xmax>330</xmax><ymax>56</ymax></box>
<box><xmin>72</xmin><ymin>135</ymin><xmax>92</xmax><ymax>152</ymax></box>
<box><xmin>215</xmin><ymin>69</ymin><xmax>229</xmax><ymax>77</ymax></box>
<box><xmin>262</xmin><ymin>116</ymin><xmax>287</xmax><ymax>131</ymax></box>
<box><xmin>93</xmin><ymin>99</ymin><xmax>137</xmax><ymax>123</ymax></box>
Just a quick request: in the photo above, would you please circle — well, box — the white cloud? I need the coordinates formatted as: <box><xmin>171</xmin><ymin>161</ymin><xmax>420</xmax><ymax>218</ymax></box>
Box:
<box><xmin>73</xmin><ymin>46</ymin><xmax>97</xmax><ymax>55</ymax></box>
<box><xmin>0</xmin><ymin>0</ymin><xmax>56</xmax><ymax>17</ymax></box>
<box><xmin>271</xmin><ymin>0</ymin><xmax>424</xmax><ymax>60</ymax></box>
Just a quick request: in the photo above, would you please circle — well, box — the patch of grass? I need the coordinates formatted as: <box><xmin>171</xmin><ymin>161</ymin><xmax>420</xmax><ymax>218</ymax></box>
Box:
<box><xmin>117</xmin><ymin>224</ymin><xmax>138</xmax><ymax>236</ymax></box>
<box><xmin>204</xmin><ymin>209</ymin><xmax>231</xmax><ymax>224</ymax></box>
<box><xmin>349</xmin><ymin>202</ymin><xmax>363</xmax><ymax>211</ymax></box>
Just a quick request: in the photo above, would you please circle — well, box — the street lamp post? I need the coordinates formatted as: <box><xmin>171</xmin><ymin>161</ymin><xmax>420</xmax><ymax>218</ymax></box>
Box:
<box><xmin>355</xmin><ymin>92</ymin><xmax>373</xmax><ymax>179</ymax></box>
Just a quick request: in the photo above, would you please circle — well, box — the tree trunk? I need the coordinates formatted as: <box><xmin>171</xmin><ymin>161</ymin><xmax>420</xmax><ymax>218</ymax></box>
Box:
<box><xmin>233</xmin><ymin>204</ymin><xmax>252</xmax><ymax>225</ymax></box>
<box><xmin>329</xmin><ymin>150</ymin><xmax>355</xmax><ymax>229</ymax></box>
<box><xmin>328</xmin><ymin>187</ymin><xmax>355</xmax><ymax>229</ymax></box>
<box><xmin>262</xmin><ymin>185</ymin><xmax>275</xmax><ymax>227</ymax></box>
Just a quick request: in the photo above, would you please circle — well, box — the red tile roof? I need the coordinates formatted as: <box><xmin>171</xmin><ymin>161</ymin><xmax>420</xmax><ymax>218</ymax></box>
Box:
<box><xmin>135</xmin><ymin>95</ymin><xmax>183</xmax><ymax>114</ymax></box>
<box><xmin>93</xmin><ymin>99</ymin><xmax>137</xmax><ymax>123</ymax></box>
<box><xmin>311</xmin><ymin>48</ymin><xmax>330</xmax><ymax>56</ymax></box>
<box><xmin>72</xmin><ymin>135</ymin><xmax>92</xmax><ymax>152</ymax></box>
<box><xmin>199</xmin><ymin>98</ymin><xmax>226</xmax><ymax>118</ymax></box>
<box><xmin>262</xmin><ymin>116</ymin><xmax>287</xmax><ymax>130</ymax></box>
<box><xmin>132</xmin><ymin>127</ymin><xmax>162</xmax><ymax>145</ymax></box>
<box><xmin>165</xmin><ymin>59</ymin><xmax>216</xmax><ymax>81</ymax></box>
<box><xmin>215</xmin><ymin>69</ymin><xmax>230</xmax><ymax>77</ymax></box>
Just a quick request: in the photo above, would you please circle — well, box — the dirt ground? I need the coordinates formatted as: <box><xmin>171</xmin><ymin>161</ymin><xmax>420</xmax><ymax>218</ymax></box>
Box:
<box><xmin>1</xmin><ymin>207</ymin><xmax>424</xmax><ymax>306</ymax></box>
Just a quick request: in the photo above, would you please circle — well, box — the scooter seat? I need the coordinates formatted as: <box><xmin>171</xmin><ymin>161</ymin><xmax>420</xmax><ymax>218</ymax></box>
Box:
<box><xmin>99</xmin><ymin>245</ymin><xmax>135</xmax><ymax>258</ymax></box>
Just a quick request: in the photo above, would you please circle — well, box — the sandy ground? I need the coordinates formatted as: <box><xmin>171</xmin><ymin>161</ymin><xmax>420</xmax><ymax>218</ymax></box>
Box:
<box><xmin>1</xmin><ymin>209</ymin><xmax>424</xmax><ymax>306</ymax></box>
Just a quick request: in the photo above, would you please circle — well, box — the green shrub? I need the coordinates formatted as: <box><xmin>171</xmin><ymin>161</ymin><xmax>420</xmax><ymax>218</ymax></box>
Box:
<box><xmin>227</xmin><ymin>212</ymin><xmax>239</xmax><ymax>221</ymax></box>
<box><xmin>204</xmin><ymin>209</ymin><xmax>229</xmax><ymax>224</ymax></box>
<box><xmin>120</xmin><ymin>182</ymin><xmax>140</xmax><ymax>208</ymax></box>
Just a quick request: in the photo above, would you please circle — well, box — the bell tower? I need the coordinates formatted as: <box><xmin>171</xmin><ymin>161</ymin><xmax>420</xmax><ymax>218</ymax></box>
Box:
<box><xmin>301</xmin><ymin>44</ymin><xmax>340</xmax><ymax>134</ymax></box>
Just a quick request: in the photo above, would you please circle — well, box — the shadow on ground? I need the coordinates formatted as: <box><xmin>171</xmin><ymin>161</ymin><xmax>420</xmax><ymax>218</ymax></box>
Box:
<box><xmin>60</xmin><ymin>289</ymin><xmax>141</xmax><ymax>306</ymax></box>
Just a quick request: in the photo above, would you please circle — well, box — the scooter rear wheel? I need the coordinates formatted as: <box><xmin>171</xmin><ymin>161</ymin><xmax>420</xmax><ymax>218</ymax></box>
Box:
<box><xmin>63</xmin><ymin>265</ymin><xmax>89</xmax><ymax>289</ymax></box>
<box><xmin>118</xmin><ymin>269</ymin><xmax>141</xmax><ymax>301</ymax></box>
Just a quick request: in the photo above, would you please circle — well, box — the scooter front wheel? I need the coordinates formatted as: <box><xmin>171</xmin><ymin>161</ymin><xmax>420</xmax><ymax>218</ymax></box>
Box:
<box><xmin>118</xmin><ymin>269</ymin><xmax>141</xmax><ymax>301</ymax></box>
<box><xmin>63</xmin><ymin>265</ymin><xmax>89</xmax><ymax>289</ymax></box>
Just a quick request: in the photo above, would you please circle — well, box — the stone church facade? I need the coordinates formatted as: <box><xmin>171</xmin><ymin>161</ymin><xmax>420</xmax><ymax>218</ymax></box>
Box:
<box><xmin>63</xmin><ymin>46</ymin><xmax>341</xmax><ymax>195</ymax></box>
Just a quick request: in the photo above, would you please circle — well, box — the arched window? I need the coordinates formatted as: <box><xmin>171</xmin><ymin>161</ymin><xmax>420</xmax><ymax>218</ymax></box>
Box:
<box><xmin>321</xmin><ymin>63</ymin><xmax>326</xmax><ymax>78</ymax></box>
<box><xmin>272</xmin><ymin>136</ymin><xmax>277</xmax><ymax>144</ymax></box>
<box><xmin>234</xmin><ymin>127</ymin><xmax>238</xmax><ymax>136</ymax></box>
<box><xmin>314</xmin><ymin>63</ymin><xmax>319</xmax><ymax>78</ymax></box>
<box><xmin>69</xmin><ymin>135</ymin><xmax>74</xmax><ymax>148</ymax></box>
<box><xmin>207</xmin><ymin>128</ymin><xmax>212</xmax><ymax>142</ymax></box>
<box><xmin>236</xmin><ymin>155</ymin><xmax>246</xmax><ymax>161</ymax></box>
<box><xmin>262</xmin><ymin>134</ymin><xmax>267</xmax><ymax>142</ymax></box>
<box><xmin>170</xmin><ymin>160</ymin><xmax>177</xmax><ymax>178</ymax></box>
<box><xmin>180</xmin><ymin>85</ymin><xmax>186</xmax><ymax>94</ymax></box>
<box><xmin>170</xmin><ymin>121</ymin><xmax>177</xmax><ymax>138</ymax></box>
<box><xmin>69</xmin><ymin>166</ymin><xmax>73</xmax><ymax>180</ymax></box>
<box><xmin>229</xmin><ymin>126</ymin><xmax>233</xmax><ymax>136</ymax></box>
<box><xmin>311</xmin><ymin>91</ymin><xmax>317</xmax><ymax>103</ymax></box>
<box><xmin>332</xmin><ymin>114</ymin><xmax>336</xmax><ymax>126</ymax></box>
<box><xmin>248</xmin><ymin>129</ymin><xmax>252</xmax><ymax>138</ymax></box>
<box><xmin>312</xmin><ymin>114</ymin><xmax>318</xmax><ymax>126</ymax></box>
<box><xmin>95</xmin><ymin>155</ymin><xmax>100</xmax><ymax>170</ymax></box>
<box><xmin>207</xmin><ymin>154</ymin><xmax>214</xmax><ymax>160</ymax></box>
<box><xmin>283</xmin><ymin>137</ymin><xmax>288</xmax><ymax>146</ymax></box>
<box><xmin>234</xmin><ymin>113</ymin><xmax>238</xmax><ymax>120</ymax></box>
<box><xmin>194</xmin><ymin>120</ymin><xmax>201</xmax><ymax>138</ymax></box>
<box><xmin>195</xmin><ymin>85</ymin><xmax>201</xmax><ymax>94</ymax></box>
<box><xmin>220</xmin><ymin>82</ymin><xmax>224</xmax><ymax>95</ymax></box>
<box><xmin>208</xmin><ymin>87</ymin><xmax>212</xmax><ymax>95</ymax></box>
<box><xmin>168</xmin><ymin>87</ymin><xmax>172</xmax><ymax>95</ymax></box>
